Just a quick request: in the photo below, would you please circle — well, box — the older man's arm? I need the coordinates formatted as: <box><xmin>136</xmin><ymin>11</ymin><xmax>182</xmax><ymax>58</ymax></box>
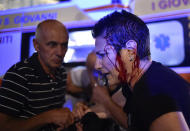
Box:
<box><xmin>0</xmin><ymin>108</ymin><xmax>74</xmax><ymax>131</ymax></box>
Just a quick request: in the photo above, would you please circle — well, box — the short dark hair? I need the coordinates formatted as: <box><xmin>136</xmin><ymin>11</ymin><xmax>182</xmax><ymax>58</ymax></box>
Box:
<box><xmin>92</xmin><ymin>10</ymin><xmax>151</xmax><ymax>60</ymax></box>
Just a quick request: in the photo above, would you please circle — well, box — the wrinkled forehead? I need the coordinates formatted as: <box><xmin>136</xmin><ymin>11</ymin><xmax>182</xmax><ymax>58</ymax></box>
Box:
<box><xmin>39</xmin><ymin>26</ymin><xmax>68</xmax><ymax>43</ymax></box>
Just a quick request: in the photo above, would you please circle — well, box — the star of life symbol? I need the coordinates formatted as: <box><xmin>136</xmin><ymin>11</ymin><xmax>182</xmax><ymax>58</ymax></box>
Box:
<box><xmin>154</xmin><ymin>34</ymin><xmax>170</xmax><ymax>51</ymax></box>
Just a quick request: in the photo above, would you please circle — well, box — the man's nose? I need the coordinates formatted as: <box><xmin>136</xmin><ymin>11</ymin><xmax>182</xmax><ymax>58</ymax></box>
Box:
<box><xmin>95</xmin><ymin>58</ymin><xmax>102</xmax><ymax>70</ymax></box>
<box><xmin>56</xmin><ymin>45</ymin><xmax>66</xmax><ymax>57</ymax></box>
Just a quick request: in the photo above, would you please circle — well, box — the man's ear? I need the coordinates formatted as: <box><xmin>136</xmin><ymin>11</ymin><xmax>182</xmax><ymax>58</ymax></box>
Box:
<box><xmin>120</xmin><ymin>40</ymin><xmax>137</xmax><ymax>62</ymax></box>
<box><xmin>33</xmin><ymin>39</ymin><xmax>40</xmax><ymax>52</ymax></box>
<box><xmin>125</xmin><ymin>40</ymin><xmax>137</xmax><ymax>50</ymax></box>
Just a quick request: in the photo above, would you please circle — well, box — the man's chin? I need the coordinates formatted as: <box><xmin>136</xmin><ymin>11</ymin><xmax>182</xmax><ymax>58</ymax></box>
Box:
<box><xmin>52</xmin><ymin>63</ymin><xmax>62</xmax><ymax>69</ymax></box>
<box><xmin>108</xmin><ymin>82</ymin><xmax>120</xmax><ymax>91</ymax></box>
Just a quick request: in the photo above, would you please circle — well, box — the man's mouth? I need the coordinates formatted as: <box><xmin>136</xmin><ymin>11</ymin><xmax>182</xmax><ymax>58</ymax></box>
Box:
<box><xmin>97</xmin><ymin>72</ymin><xmax>109</xmax><ymax>87</ymax></box>
<box><xmin>54</xmin><ymin>59</ymin><xmax>63</xmax><ymax>64</ymax></box>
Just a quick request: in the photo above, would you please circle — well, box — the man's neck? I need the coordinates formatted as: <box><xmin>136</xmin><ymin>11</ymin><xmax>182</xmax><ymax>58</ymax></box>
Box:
<box><xmin>37</xmin><ymin>55</ymin><xmax>56</xmax><ymax>79</ymax></box>
<box><xmin>130</xmin><ymin>59</ymin><xmax>152</xmax><ymax>88</ymax></box>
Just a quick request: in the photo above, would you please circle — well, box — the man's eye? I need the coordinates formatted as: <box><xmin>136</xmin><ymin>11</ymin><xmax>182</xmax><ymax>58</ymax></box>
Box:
<box><xmin>97</xmin><ymin>53</ymin><xmax>105</xmax><ymax>59</ymax></box>
<box><xmin>47</xmin><ymin>42</ymin><xmax>56</xmax><ymax>47</ymax></box>
<box><xmin>61</xmin><ymin>42</ymin><xmax>68</xmax><ymax>49</ymax></box>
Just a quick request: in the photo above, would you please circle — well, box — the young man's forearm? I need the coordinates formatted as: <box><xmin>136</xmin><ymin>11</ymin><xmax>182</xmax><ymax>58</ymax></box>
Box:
<box><xmin>105</xmin><ymin>98</ymin><xmax>128</xmax><ymax>128</ymax></box>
